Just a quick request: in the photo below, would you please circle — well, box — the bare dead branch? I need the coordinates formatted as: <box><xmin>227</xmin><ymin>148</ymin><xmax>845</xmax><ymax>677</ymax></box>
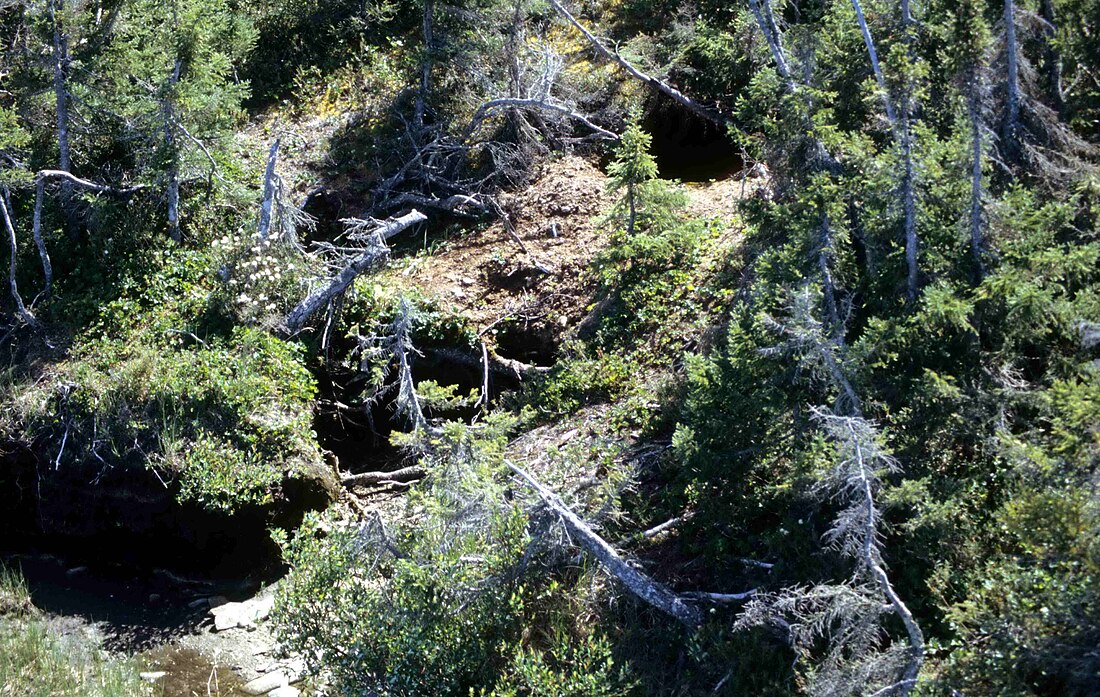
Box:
<box><xmin>342</xmin><ymin>465</ymin><xmax>426</xmax><ymax>487</ymax></box>
<box><xmin>427</xmin><ymin>346</ymin><xmax>550</xmax><ymax>380</ymax></box>
<box><xmin>507</xmin><ymin>460</ymin><xmax>704</xmax><ymax>627</ymax></box>
<box><xmin>546</xmin><ymin>0</ymin><xmax>731</xmax><ymax>127</ymax></box>
<box><xmin>466</xmin><ymin>98</ymin><xmax>619</xmax><ymax>141</ymax></box>
<box><xmin>0</xmin><ymin>187</ymin><xmax>36</xmax><ymax>326</ymax></box>
<box><xmin>285</xmin><ymin>210</ymin><xmax>427</xmax><ymax>334</ymax></box>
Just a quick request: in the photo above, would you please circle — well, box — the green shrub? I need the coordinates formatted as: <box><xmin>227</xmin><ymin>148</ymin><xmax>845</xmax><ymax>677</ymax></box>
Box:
<box><xmin>276</xmin><ymin>416</ymin><xmax>529</xmax><ymax>696</ymax></box>
<box><xmin>4</xmin><ymin>326</ymin><xmax>321</xmax><ymax>512</ymax></box>
<box><xmin>489</xmin><ymin>631</ymin><xmax>637</xmax><ymax>697</ymax></box>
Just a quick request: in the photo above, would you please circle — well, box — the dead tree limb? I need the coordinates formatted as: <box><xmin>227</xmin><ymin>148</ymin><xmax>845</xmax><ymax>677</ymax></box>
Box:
<box><xmin>466</xmin><ymin>98</ymin><xmax>619</xmax><ymax>141</ymax></box>
<box><xmin>257</xmin><ymin>139</ymin><xmax>281</xmax><ymax>241</ymax></box>
<box><xmin>382</xmin><ymin>192</ymin><xmax>486</xmax><ymax>217</ymax></box>
<box><xmin>546</xmin><ymin>0</ymin><xmax>730</xmax><ymax>128</ymax></box>
<box><xmin>427</xmin><ymin>346</ymin><xmax>550</xmax><ymax>380</ymax></box>
<box><xmin>342</xmin><ymin>465</ymin><xmax>426</xmax><ymax>487</ymax></box>
<box><xmin>507</xmin><ymin>460</ymin><xmax>704</xmax><ymax>627</ymax></box>
<box><xmin>34</xmin><ymin>170</ymin><xmax>144</xmax><ymax>196</ymax></box>
<box><xmin>284</xmin><ymin>210</ymin><xmax>427</xmax><ymax>333</ymax></box>
<box><xmin>30</xmin><ymin>171</ymin><xmax>143</xmax><ymax>298</ymax></box>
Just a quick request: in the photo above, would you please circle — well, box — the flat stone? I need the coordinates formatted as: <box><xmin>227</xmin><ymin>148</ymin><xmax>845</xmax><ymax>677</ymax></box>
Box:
<box><xmin>241</xmin><ymin>670</ymin><xmax>287</xmax><ymax>695</ymax></box>
<box><xmin>139</xmin><ymin>671</ymin><xmax>166</xmax><ymax>682</ymax></box>
<box><xmin>267</xmin><ymin>687</ymin><xmax>300</xmax><ymax>697</ymax></box>
<box><xmin>211</xmin><ymin>590</ymin><xmax>275</xmax><ymax>631</ymax></box>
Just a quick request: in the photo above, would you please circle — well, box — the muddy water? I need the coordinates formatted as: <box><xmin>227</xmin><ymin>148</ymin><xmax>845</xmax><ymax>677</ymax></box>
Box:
<box><xmin>143</xmin><ymin>645</ymin><xmax>248</xmax><ymax>696</ymax></box>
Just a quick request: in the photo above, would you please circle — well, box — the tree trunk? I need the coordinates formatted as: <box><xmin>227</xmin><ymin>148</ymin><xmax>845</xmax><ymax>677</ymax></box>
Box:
<box><xmin>32</xmin><ymin>178</ymin><xmax>54</xmax><ymax>297</ymax></box>
<box><xmin>849</xmin><ymin>0</ymin><xmax>897</xmax><ymax>124</ymax></box>
<box><xmin>968</xmin><ymin>86</ymin><xmax>985</xmax><ymax>279</ymax></box>
<box><xmin>284</xmin><ymin>210</ymin><xmax>427</xmax><ymax>333</ymax></box>
<box><xmin>748</xmin><ymin>0</ymin><xmax>793</xmax><ymax>84</ymax></box>
<box><xmin>627</xmin><ymin>183</ymin><xmax>636</xmax><ymax>235</ymax></box>
<box><xmin>901</xmin><ymin>114</ymin><xmax>919</xmax><ymax>302</ymax></box>
<box><xmin>851</xmin><ymin>0</ymin><xmax>919</xmax><ymax>301</ymax></box>
<box><xmin>817</xmin><ymin>213</ymin><xmax>840</xmax><ymax>332</ymax></box>
<box><xmin>50</xmin><ymin>0</ymin><xmax>74</xmax><ymax>236</ymax></box>
<box><xmin>1002</xmin><ymin>0</ymin><xmax>1021</xmax><ymax>162</ymax></box>
<box><xmin>507</xmin><ymin>461</ymin><xmax>704</xmax><ymax>627</ymax></box>
<box><xmin>547</xmin><ymin>0</ymin><xmax>730</xmax><ymax>127</ymax></box>
<box><xmin>844</xmin><ymin>419</ymin><xmax>924</xmax><ymax>694</ymax></box>
<box><xmin>1038</xmin><ymin>0</ymin><xmax>1064</xmax><ymax>115</ymax></box>
<box><xmin>415</xmin><ymin>0</ymin><xmax>434</xmax><ymax>129</ymax></box>
<box><xmin>164</xmin><ymin>61</ymin><xmax>182</xmax><ymax>242</ymax></box>
<box><xmin>257</xmin><ymin>139</ymin><xmax>280</xmax><ymax>241</ymax></box>
<box><xmin>0</xmin><ymin>187</ymin><xmax>36</xmax><ymax>325</ymax></box>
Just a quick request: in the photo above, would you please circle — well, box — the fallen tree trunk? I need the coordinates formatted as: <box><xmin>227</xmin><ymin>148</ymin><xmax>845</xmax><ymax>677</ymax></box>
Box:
<box><xmin>507</xmin><ymin>460</ymin><xmax>704</xmax><ymax>627</ymax></box>
<box><xmin>342</xmin><ymin>465</ymin><xmax>426</xmax><ymax>487</ymax></box>
<box><xmin>284</xmin><ymin>210</ymin><xmax>427</xmax><ymax>334</ymax></box>
<box><xmin>547</xmin><ymin>0</ymin><xmax>730</xmax><ymax>128</ymax></box>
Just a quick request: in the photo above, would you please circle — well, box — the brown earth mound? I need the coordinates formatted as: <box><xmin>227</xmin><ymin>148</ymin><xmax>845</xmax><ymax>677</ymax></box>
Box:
<box><xmin>387</xmin><ymin>155</ymin><xmax>616</xmax><ymax>362</ymax></box>
<box><xmin>387</xmin><ymin>155</ymin><xmax>751</xmax><ymax>363</ymax></box>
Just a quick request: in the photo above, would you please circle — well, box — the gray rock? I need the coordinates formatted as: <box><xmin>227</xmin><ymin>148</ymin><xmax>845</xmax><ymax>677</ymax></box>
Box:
<box><xmin>267</xmin><ymin>687</ymin><xmax>300</xmax><ymax>697</ymax></box>
<box><xmin>241</xmin><ymin>670</ymin><xmax>287</xmax><ymax>695</ymax></box>
<box><xmin>139</xmin><ymin>671</ymin><xmax>166</xmax><ymax>682</ymax></box>
<box><xmin>211</xmin><ymin>589</ymin><xmax>275</xmax><ymax>631</ymax></box>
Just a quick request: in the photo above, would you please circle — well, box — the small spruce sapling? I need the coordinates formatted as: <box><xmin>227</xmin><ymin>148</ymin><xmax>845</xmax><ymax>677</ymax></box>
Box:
<box><xmin>607</xmin><ymin>120</ymin><xmax>659</xmax><ymax>237</ymax></box>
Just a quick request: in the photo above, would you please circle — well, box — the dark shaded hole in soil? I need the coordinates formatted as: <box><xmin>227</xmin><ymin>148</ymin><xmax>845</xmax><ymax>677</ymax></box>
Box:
<box><xmin>1</xmin><ymin>554</ymin><xmax>220</xmax><ymax>653</ymax></box>
<box><xmin>642</xmin><ymin>95</ymin><xmax>742</xmax><ymax>182</ymax></box>
<box><xmin>313</xmin><ymin>349</ymin><xmax>524</xmax><ymax>475</ymax></box>
<box><xmin>494</xmin><ymin>319</ymin><xmax>559</xmax><ymax>368</ymax></box>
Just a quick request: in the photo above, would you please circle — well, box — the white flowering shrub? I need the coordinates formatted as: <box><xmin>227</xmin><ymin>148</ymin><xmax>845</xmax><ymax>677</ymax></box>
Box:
<box><xmin>214</xmin><ymin>229</ymin><xmax>318</xmax><ymax>326</ymax></box>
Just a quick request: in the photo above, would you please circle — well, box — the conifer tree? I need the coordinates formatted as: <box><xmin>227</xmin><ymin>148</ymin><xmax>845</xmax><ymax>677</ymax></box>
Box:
<box><xmin>607</xmin><ymin>120</ymin><xmax>659</xmax><ymax>236</ymax></box>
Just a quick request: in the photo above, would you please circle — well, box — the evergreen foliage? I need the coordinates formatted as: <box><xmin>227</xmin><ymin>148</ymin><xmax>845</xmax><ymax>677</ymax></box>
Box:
<box><xmin>0</xmin><ymin>0</ymin><xmax>1098</xmax><ymax>694</ymax></box>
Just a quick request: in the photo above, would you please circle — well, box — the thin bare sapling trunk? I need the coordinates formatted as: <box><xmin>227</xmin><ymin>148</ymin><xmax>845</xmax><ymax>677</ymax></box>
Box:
<box><xmin>0</xmin><ymin>187</ymin><xmax>36</xmax><ymax>325</ymax></box>
<box><xmin>849</xmin><ymin>0</ymin><xmax>919</xmax><ymax>301</ymax></box>
<box><xmin>163</xmin><ymin>60</ymin><xmax>182</xmax><ymax>242</ymax></box>
<box><xmin>50</xmin><ymin>0</ymin><xmax>74</xmax><ymax>233</ymax></box>
<box><xmin>968</xmin><ymin>81</ymin><xmax>986</xmax><ymax>277</ymax></box>
<box><xmin>1038</xmin><ymin>0</ymin><xmax>1064</xmax><ymax>114</ymax></box>
<box><xmin>1002</xmin><ymin>0</ymin><xmax>1021</xmax><ymax>161</ymax></box>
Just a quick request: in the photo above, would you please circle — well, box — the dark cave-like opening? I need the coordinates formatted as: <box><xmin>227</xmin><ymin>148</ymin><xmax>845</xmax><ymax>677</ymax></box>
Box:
<box><xmin>642</xmin><ymin>96</ymin><xmax>742</xmax><ymax>182</ymax></box>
